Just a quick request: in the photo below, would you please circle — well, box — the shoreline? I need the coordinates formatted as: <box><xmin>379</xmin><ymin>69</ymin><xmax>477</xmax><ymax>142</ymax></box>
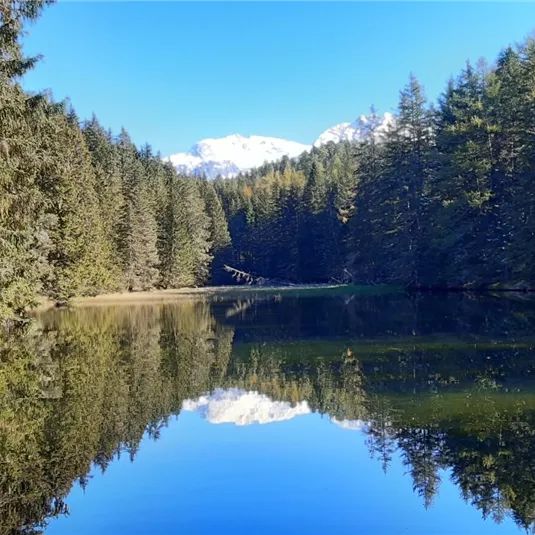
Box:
<box><xmin>31</xmin><ymin>282</ymin><xmax>535</xmax><ymax>313</ymax></box>
<box><xmin>56</xmin><ymin>284</ymin><xmax>357</xmax><ymax>309</ymax></box>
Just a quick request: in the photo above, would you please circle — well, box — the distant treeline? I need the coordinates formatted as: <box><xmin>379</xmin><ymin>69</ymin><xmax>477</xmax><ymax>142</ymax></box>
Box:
<box><xmin>5</xmin><ymin>1</ymin><xmax>535</xmax><ymax>324</ymax></box>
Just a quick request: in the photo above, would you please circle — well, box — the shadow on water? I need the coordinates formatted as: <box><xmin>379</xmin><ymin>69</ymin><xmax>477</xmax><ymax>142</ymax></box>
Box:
<box><xmin>2</xmin><ymin>292</ymin><xmax>535</xmax><ymax>533</ymax></box>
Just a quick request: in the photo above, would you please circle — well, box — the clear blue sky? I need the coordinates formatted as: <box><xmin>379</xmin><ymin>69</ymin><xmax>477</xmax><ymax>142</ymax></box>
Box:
<box><xmin>21</xmin><ymin>2</ymin><xmax>535</xmax><ymax>155</ymax></box>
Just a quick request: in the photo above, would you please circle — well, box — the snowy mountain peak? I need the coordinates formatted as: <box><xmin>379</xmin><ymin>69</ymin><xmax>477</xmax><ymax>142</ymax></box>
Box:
<box><xmin>166</xmin><ymin>134</ymin><xmax>311</xmax><ymax>180</ymax></box>
<box><xmin>165</xmin><ymin>112</ymin><xmax>395</xmax><ymax>179</ymax></box>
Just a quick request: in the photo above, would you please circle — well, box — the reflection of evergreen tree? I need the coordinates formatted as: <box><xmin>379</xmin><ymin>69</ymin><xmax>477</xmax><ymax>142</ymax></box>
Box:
<box><xmin>398</xmin><ymin>428</ymin><xmax>442</xmax><ymax>509</ymax></box>
<box><xmin>0</xmin><ymin>324</ymin><xmax>64</xmax><ymax>535</ymax></box>
<box><xmin>159</xmin><ymin>301</ymin><xmax>217</xmax><ymax>402</ymax></box>
<box><xmin>1</xmin><ymin>301</ymin><xmax>235</xmax><ymax>534</ymax></box>
<box><xmin>365</xmin><ymin>396</ymin><xmax>397</xmax><ymax>473</ymax></box>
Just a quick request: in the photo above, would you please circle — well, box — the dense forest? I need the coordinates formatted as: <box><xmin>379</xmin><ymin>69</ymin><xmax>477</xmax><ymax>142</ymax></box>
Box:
<box><xmin>0</xmin><ymin>0</ymin><xmax>231</xmax><ymax>324</ymax></box>
<box><xmin>4</xmin><ymin>294</ymin><xmax>535</xmax><ymax>533</ymax></box>
<box><xmin>4</xmin><ymin>0</ymin><xmax>535</xmax><ymax>325</ymax></box>
<box><xmin>213</xmin><ymin>42</ymin><xmax>535</xmax><ymax>289</ymax></box>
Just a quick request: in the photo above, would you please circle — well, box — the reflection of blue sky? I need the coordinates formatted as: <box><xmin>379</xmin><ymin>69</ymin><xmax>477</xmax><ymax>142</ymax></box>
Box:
<box><xmin>47</xmin><ymin>391</ymin><xmax>521</xmax><ymax>535</ymax></box>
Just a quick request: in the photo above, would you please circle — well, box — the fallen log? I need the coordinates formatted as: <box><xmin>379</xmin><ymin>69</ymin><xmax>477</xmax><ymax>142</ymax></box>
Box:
<box><xmin>223</xmin><ymin>265</ymin><xmax>256</xmax><ymax>285</ymax></box>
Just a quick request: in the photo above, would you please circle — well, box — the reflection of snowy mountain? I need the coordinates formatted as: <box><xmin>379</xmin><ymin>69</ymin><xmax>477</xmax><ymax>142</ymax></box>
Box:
<box><xmin>182</xmin><ymin>388</ymin><xmax>368</xmax><ymax>430</ymax></box>
<box><xmin>182</xmin><ymin>388</ymin><xmax>311</xmax><ymax>426</ymax></box>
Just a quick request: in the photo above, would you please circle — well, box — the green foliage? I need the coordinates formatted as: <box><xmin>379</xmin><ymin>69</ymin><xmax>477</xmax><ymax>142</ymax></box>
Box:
<box><xmin>0</xmin><ymin>82</ymin><xmax>50</xmax><ymax>321</ymax></box>
<box><xmin>199</xmin><ymin>179</ymin><xmax>232</xmax><ymax>282</ymax></box>
<box><xmin>81</xmin><ymin>115</ymin><xmax>124</xmax><ymax>287</ymax></box>
<box><xmin>0</xmin><ymin>0</ymin><xmax>55</xmax><ymax>322</ymax></box>
<box><xmin>159</xmin><ymin>170</ymin><xmax>212</xmax><ymax>288</ymax></box>
<box><xmin>39</xmin><ymin>102</ymin><xmax>118</xmax><ymax>300</ymax></box>
<box><xmin>199</xmin><ymin>179</ymin><xmax>231</xmax><ymax>253</ymax></box>
<box><xmin>0</xmin><ymin>0</ymin><xmax>55</xmax><ymax>80</ymax></box>
<box><xmin>213</xmin><ymin>145</ymin><xmax>353</xmax><ymax>284</ymax></box>
<box><xmin>115</xmin><ymin>129</ymin><xmax>160</xmax><ymax>291</ymax></box>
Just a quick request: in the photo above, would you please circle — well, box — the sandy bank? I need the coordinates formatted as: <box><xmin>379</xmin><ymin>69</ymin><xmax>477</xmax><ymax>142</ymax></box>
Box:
<box><xmin>67</xmin><ymin>284</ymin><xmax>351</xmax><ymax>308</ymax></box>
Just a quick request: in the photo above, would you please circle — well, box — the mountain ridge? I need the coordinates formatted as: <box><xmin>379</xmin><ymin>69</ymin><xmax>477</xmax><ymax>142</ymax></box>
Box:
<box><xmin>165</xmin><ymin>112</ymin><xmax>393</xmax><ymax>179</ymax></box>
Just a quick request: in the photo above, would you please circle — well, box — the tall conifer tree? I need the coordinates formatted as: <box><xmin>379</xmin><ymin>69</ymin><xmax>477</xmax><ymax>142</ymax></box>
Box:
<box><xmin>0</xmin><ymin>0</ymin><xmax>54</xmax><ymax>321</ymax></box>
<box><xmin>116</xmin><ymin>129</ymin><xmax>159</xmax><ymax>290</ymax></box>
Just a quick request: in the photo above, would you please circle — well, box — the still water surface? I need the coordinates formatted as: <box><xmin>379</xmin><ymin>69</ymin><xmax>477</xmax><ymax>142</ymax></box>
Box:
<box><xmin>3</xmin><ymin>291</ymin><xmax>535</xmax><ymax>534</ymax></box>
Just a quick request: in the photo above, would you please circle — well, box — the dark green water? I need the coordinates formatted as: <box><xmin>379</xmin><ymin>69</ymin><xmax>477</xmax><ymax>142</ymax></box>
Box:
<box><xmin>2</xmin><ymin>291</ymin><xmax>535</xmax><ymax>534</ymax></box>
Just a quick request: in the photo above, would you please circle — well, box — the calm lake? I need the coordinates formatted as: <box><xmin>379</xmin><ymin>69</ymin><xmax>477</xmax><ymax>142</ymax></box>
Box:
<box><xmin>3</xmin><ymin>290</ymin><xmax>535</xmax><ymax>534</ymax></box>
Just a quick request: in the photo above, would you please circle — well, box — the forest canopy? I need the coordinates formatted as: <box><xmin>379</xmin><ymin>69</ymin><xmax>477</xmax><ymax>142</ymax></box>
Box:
<box><xmin>213</xmin><ymin>48</ymin><xmax>535</xmax><ymax>290</ymax></box>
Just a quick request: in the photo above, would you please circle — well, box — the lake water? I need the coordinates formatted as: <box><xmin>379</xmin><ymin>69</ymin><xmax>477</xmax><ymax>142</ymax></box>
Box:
<box><xmin>3</xmin><ymin>290</ymin><xmax>535</xmax><ymax>534</ymax></box>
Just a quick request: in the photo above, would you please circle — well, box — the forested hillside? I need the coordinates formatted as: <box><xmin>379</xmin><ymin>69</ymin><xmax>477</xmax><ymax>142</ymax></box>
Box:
<box><xmin>0</xmin><ymin>0</ymin><xmax>231</xmax><ymax>324</ymax></box>
<box><xmin>3</xmin><ymin>0</ymin><xmax>535</xmax><ymax>325</ymax></box>
<box><xmin>212</xmin><ymin>40</ymin><xmax>535</xmax><ymax>290</ymax></box>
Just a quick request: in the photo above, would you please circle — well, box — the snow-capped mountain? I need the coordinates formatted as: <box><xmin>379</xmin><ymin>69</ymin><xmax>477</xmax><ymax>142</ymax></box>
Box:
<box><xmin>167</xmin><ymin>134</ymin><xmax>311</xmax><ymax>180</ymax></box>
<box><xmin>166</xmin><ymin>112</ymin><xmax>393</xmax><ymax>179</ymax></box>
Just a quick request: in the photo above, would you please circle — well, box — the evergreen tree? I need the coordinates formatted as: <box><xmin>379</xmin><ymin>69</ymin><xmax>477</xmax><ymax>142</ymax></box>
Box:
<box><xmin>511</xmin><ymin>38</ymin><xmax>535</xmax><ymax>283</ymax></box>
<box><xmin>200</xmin><ymin>179</ymin><xmax>231</xmax><ymax>253</ymax></box>
<box><xmin>116</xmin><ymin>128</ymin><xmax>159</xmax><ymax>291</ymax></box>
<box><xmin>300</xmin><ymin>158</ymin><xmax>330</xmax><ymax>281</ymax></box>
<box><xmin>432</xmin><ymin>62</ymin><xmax>494</xmax><ymax>286</ymax></box>
<box><xmin>272</xmin><ymin>168</ymin><xmax>305</xmax><ymax>281</ymax></box>
<box><xmin>199</xmin><ymin>179</ymin><xmax>232</xmax><ymax>282</ymax></box>
<box><xmin>386</xmin><ymin>75</ymin><xmax>434</xmax><ymax>284</ymax></box>
<box><xmin>0</xmin><ymin>81</ymin><xmax>49</xmax><ymax>320</ymax></box>
<box><xmin>82</xmin><ymin>115</ymin><xmax>125</xmax><ymax>285</ymax></box>
<box><xmin>0</xmin><ymin>0</ymin><xmax>54</xmax><ymax>79</ymax></box>
<box><xmin>39</xmin><ymin>101</ymin><xmax>117</xmax><ymax>300</ymax></box>
<box><xmin>159</xmin><ymin>168</ymin><xmax>212</xmax><ymax>288</ymax></box>
<box><xmin>350</xmin><ymin>107</ymin><xmax>388</xmax><ymax>281</ymax></box>
<box><xmin>0</xmin><ymin>0</ymin><xmax>54</xmax><ymax>322</ymax></box>
<box><xmin>485</xmin><ymin>48</ymin><xmax>530</xmax><ymax>284</ymax></box>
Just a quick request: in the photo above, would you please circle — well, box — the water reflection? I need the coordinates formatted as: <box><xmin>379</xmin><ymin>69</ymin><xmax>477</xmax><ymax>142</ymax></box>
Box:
<box><xmin>2</xmin><ymin>293</ymin><xmax>535</xmax><ymax>533</ymax></box>
<box><xmin>182</xmin><ymin>388</ymin><xmax>312</xmax><ymax>425</ymax></box>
